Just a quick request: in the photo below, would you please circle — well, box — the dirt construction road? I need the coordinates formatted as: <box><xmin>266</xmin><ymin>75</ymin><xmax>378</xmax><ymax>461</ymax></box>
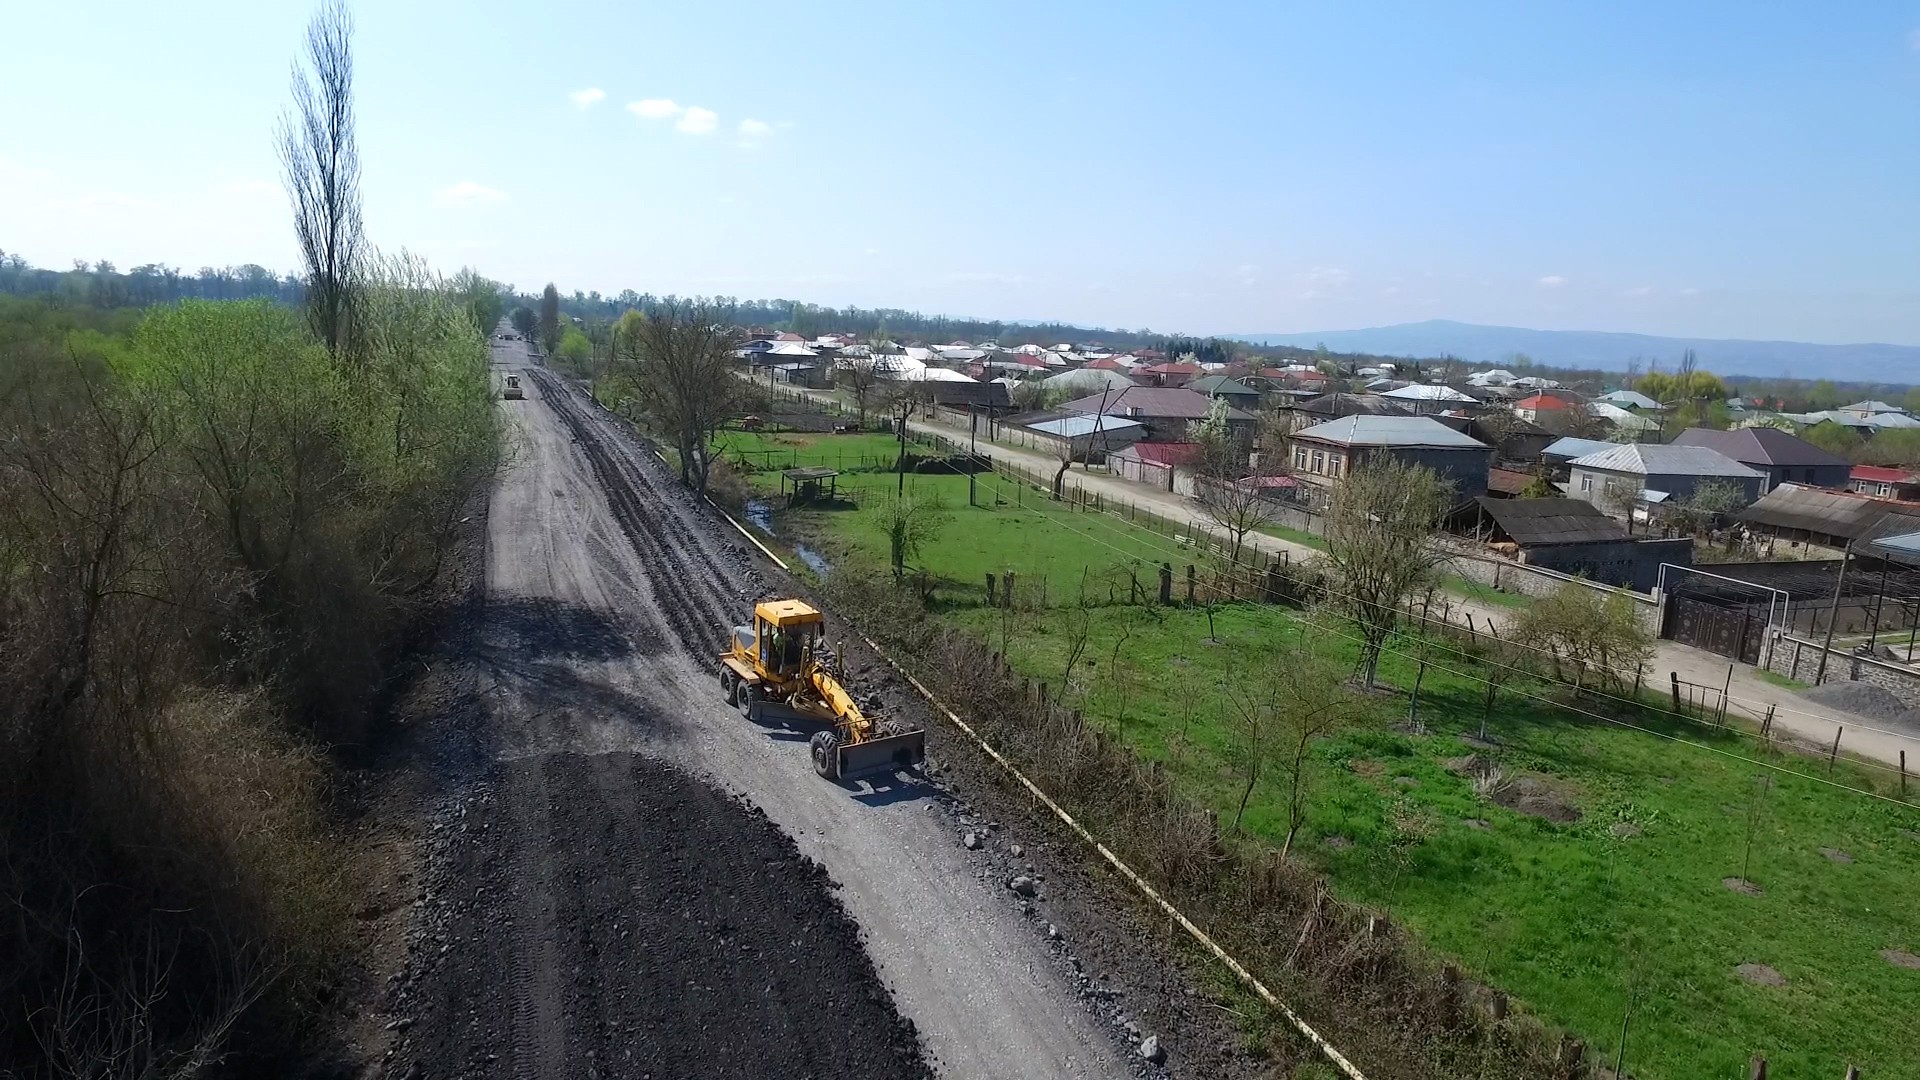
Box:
<box><xmin>389</xmin><ymin>336</ymin><xmax>1138</xmax><ymax>1078</ymax></box>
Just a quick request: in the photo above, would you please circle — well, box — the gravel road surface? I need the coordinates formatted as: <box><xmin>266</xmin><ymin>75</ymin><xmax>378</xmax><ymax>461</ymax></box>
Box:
<box><xmin>384</xmin><ymin>336</ymin><xmax>1139</xmax><ymax>1078</ymax></box>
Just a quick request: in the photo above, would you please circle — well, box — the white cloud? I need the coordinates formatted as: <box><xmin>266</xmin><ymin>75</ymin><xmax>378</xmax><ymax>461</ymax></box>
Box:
<box><xmin>1538</xmin><ymin>274</ymin><xmax>1568</xmax><ymax>288</ymax></box>
<box><xmin>432</xmin><ymin>180</ymin><xmax>507</xmax><ymax>208</ymax></box>
<box><xmin>737</xmin><ymin>118</ymin><xmax>773</xmax><ymax>140</ymax></box>
<box><xmin>1678</xmin><ymin>286</ymin><xmax>1701</xmax><ymax>297</ymax></box>
<box><xmin>570</xmin><ymin>88</ymin><xmax>606</xmax><ymax>109</ymax></box>
<box><xmin>676</xmin><ymin>106</ymin><xmax>718</xmax><ymax>135</ymax></box>
<box><xmin>1381</xmin><ymin>286</ymin><xmax>1402</xmax><ymax>297</ymax></box>
<box><xmin>628</xmin><ymin>98</ymin><xmax>684</xmax><ymax>120</ymax></box>
<box><xmin>1620</xmin><ymin>285</ymin><xmax>1654</xmax><ymax>298</ymax></box>
<box><xmin>1299</xmin><ymin>266</ymin><xmax>1351</xmax><ymax>286</ymax></box>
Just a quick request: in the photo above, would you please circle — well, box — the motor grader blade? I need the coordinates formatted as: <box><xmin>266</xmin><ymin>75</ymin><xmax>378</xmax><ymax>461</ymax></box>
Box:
<box><xmin>836</xmin><ymin>728</ymin><xmax>926</xmax><ymax>782</ymax></box>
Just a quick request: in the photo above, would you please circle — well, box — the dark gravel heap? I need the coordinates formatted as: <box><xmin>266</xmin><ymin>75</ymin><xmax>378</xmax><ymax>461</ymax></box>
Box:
<box><xmin>390</xmin><ymin>754</ymin><xmax>930</xmax><ymax>1080</ymax></box>
<box><xmin>1798</xmin><ymin>680</ymin><xmax>1920</xmax><ymax>733</ymax></box>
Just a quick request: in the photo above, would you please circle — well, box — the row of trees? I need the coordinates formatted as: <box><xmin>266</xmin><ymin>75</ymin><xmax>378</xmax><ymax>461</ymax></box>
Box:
<box><xmin>1</xmin><ymin>2</ymin><xmax>503</xmax><ymax>1074</ymax></box>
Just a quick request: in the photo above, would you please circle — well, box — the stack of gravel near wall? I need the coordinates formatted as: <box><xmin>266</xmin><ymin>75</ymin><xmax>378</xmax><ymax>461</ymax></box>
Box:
<box><xmin>1797</xmin><ymin>681</ymin><xmax>1920</xmax><ymax>736</ymax></box>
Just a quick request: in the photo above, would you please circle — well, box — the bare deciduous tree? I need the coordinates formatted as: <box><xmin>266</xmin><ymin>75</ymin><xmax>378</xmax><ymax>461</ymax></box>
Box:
<box><xmin>614</xmin><ymin>306</ymin><xmax>746</xmax><ymax>493</ymax></box>
<box><xmin>1190</xmin><ymin>397</ymin><xmax>1271</xmax><ymax>564</ymax></box>
<box><xmin>277</xmin><ymin>0</ymin><xmax>363</xmax><ymax>358</ymax></box>
<box><xmin>840</xmin><ymin>356</ymin><xmax>884</xmax><ymax>428</ymax></box>
<box><xmin>1320</xmin><ymin>457</ymin><xmax>1454</xmax><ymax>688</ymax></box>
<box><xmin>1225</xmin><ymin>641</ymin><xmax>1371</xmax><ymax>854</ymax></box>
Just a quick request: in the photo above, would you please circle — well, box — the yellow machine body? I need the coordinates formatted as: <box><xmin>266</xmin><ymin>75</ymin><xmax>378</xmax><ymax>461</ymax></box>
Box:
<box><xmin>717</xmin><ymin>599</ymin><xmax>925</xmax><ymax>781</ymax></box>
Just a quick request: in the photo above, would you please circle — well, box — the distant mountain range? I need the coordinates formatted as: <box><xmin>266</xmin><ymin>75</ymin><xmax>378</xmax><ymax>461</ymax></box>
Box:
<box><xmin>1236</xmin><ymin>319</ymin><xmax>1920</xmax><ymax>385</ymax></box>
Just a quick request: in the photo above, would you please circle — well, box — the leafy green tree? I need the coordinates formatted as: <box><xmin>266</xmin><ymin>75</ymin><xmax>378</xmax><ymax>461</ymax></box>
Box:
<box><xmin>538</xmin><ymin>283</ymin><xmax>560</xmax><ymax>354</ymax></box>
<box><xmin>556</xmin><ymin>327</ymin><xmax>592</xmax><ymax>364</ymax></box>
<box><xmin>449</xmin><ymin>268</ymin><xmax>505</xmax><ymax>338</ymax></box>
<box><xmin>509</xmin><ymin>306</ymin><xmax>536</xmax><ymax>337</ymax></box>
<box><xmin>1512</xmin><ymin>582</ymin><xmax>1655</xmax><ymax>691</ymax></box>
<box><xmin>1799</xmin><ymin>420</ymin><xmax>1863</xmax><ymax>458</ymax></box>
<box><xmin>609</xmin><ymin>306</ymin><xmax>746</xmax><ymax>492</ymax></box>
<box><xmin>1857</xmin><ymin>427</ymin><xmax>1920</xmax><ymax>467</ymax></box>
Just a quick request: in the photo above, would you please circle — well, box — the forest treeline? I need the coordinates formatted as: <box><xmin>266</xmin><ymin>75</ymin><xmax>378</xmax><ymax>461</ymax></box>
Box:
<box><xmin>0</xmin><ymin>2</ymin><xmax>505</xmax><ymax>1075</ymax></box>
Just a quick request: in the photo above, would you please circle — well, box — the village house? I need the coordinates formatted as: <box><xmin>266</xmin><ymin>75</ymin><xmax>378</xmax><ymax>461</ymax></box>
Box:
<box><xmin>1287</xmin><ymin>415</ymin><xmax>1494</xmax><ymax>499</ymax></box>
<box><xmin>1566</xmin><ymin>443</ymin><xmax>1764</xmax><ymax>515</ymax></box>
<box><xmin>1851</xmin><ymin>465</ymin><xmax>1920</xmax><ymax>501</ymax></box>
<box><xmin>1670</xmin><ymin>426</ymin><xmax>1851</xmax><ymax>492</ymax></box>
<box><xmin>1059</xmin><ymin>386</ymin><xmax>1250</xmax><ymax>443</ymax></box>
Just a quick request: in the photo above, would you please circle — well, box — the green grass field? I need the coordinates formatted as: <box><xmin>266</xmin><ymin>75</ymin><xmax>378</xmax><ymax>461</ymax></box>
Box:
<box><xmin>754</xmin><ymin>433</ymin><xmax>1920</xmax><ymax>1079</ymax></box>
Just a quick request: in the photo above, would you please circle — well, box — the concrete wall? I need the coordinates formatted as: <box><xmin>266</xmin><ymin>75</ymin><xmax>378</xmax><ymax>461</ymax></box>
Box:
<box><xmin>1517</xmin><ymin>537</ymin><xmax>1693</xmax><ymax>592</ymax></box>
<box><xmin>1767</xmin><ymin>632</ymin><xmax>1920</xmax><ymax>707</ymax></box>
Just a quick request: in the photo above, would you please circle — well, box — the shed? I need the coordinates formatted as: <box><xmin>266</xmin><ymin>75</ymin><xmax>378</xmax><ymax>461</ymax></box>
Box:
<box><xmin>1020</xmin><ymin>414</ymin><xmax>1145</xmax><ymax>461</ymax></box>
<box><xmin>1470</xmin><ymin>496</ymin><xmax>1685</xmax><ymax>590</ymax></box>
<box><xmin>1736</xmin><ymin>484</ymin><xmax>1920</xmax><ymax>552</ymax></box>
<box><xmin>1111</xmin><ymin>441</ymin><xmax>1200</xmax><ymax>495</ymax></box>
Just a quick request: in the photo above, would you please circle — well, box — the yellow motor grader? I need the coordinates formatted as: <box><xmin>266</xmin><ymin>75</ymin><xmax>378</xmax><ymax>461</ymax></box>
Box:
<box><xmin>718</xmin><ymin>599</ymin><xmax>925</xmax><ymax>782</ymax></box>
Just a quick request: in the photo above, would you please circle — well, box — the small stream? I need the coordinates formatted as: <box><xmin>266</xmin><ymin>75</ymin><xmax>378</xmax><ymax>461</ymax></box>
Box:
<box><xmin>744</xmin><ymin>499</ymin><xmax>833</xmax><ymax>576</ymax></box>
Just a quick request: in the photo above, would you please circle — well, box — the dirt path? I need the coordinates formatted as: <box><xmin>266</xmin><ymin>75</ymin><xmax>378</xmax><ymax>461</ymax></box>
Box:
<box><xmin>380</xmin><ymin>339</ymin><xmax>1149</xmax><ymax>1079</ymax></box>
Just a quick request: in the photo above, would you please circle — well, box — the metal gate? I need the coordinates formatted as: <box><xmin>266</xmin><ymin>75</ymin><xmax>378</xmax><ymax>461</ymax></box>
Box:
<box><xmin>1666</xmin><ymin>596</ymin><xmax>1762</xmax><ymax>665</ymax></box>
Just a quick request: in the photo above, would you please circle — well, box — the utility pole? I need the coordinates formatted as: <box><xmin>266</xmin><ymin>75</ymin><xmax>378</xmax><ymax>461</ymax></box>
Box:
<box><xmin>1815</xmin><ymin>540</ymin><xmax>1854</xmax><ymax>684</ymax></box>
<box><xmin>968</xmin><ymin>403</ymin><xmax>978</xmax><ymax>507</ymax></box>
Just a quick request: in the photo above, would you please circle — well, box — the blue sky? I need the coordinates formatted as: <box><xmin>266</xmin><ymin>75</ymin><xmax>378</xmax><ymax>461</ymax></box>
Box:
<box><xmin>5</xmin><ymin>1</ymin><xmax>1919</xmax><ymax>344</ymax></box>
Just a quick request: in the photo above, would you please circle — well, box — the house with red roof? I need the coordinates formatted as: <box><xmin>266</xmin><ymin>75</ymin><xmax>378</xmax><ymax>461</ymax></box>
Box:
<box><xmin>1850</xmin><ymin>465</ymin><xmax>1920</xmax><ymax>501</ymax></box>
<box><xmin>1131</xmin><ymin>361</ymin><xmax>1202</xmax><ymax>388</ymax></box>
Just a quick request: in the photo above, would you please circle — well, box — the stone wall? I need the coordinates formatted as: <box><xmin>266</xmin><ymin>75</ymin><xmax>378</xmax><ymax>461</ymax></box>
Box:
<box><xmin>1766</xmin><ymin>632</ymin><xmax>1920</xmax><ymax>707</ymax></box>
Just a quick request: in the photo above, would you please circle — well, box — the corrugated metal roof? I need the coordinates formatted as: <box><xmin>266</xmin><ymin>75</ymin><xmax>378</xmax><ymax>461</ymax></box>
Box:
<box><xmin>1543</xmin><ymin>436</ymin><xmax>1621</xmax><ymax>460</ymax></box>
<box><xmin>1597</xmin><ymin>389</ymin><xmax>1661</xmax><ymax>410</ymax></box>
<box><xmin>1568</xmin><ymin>443</ymin><xmax>1763</xmax><ymax>478</ymax></box>
<box><xmin>1024</xmin><ymin>414</ymin><xmax>1145</xmax><ymax>438</ymax></box>
<box><xmin>1118</xmin><ymin>442</ymin><xmax>1200</xmax><ymax>466</ymax></box>
<box><xmin>1062</xmin><ymin>386</ymin><xmax>1248</xmax><ymax>420</ymax></box>
<box><xmin>1476</xmin><ymin>496</ymin><xmax>1630</xmax><ymax>545</ymax></box>
<box><xmin>1381</xmin><ymin>384</ymin><xmax>1477</xmax><ymax>402</ymax></box>
<box><xmin>1293</xmin><ymin>415</ymin><xmax>1490</xmax><ymax>448</ymax></box>
<box><xmin>1736</xmin><ymin>484</ymin><xmax>1920</xmax><ymax>540</ymax></box>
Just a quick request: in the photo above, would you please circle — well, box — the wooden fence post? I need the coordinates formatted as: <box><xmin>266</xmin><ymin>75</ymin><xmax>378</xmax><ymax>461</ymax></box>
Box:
<box><xmin>985</xmin><ymin>573</ymin><xmax>997</xmax><ymax>607</ymax></box>
<box><xmin>1185</xmin><ymin>563</ymin><xmax>1196</xmax><ymax>604</ymax></box>
<box><xmin>1158</xmin><ymin>562</ymin><xmax>1173</xmax><ymax>605</ymax></box>
<box><xmin>1902</xmin><ymin>750</ymin><xmax>1908</xmax><ymax>797</ymax></box>
<box><xmin>1670</xmin><ymin>672</ymin><xmax>1683</xmax><ymax>714</ymax></box>
<box><xmin>1829</xmin><ymin>726</ymin><xmax>1844</xmax><ymax>774</ymax></box>
<box><xmin>1747</xmin><ymin>1055</ymin><xmax>1766</xmax><ymax>1080</ymax></box>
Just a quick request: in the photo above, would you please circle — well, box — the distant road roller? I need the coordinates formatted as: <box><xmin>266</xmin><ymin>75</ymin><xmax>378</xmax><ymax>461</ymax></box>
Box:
<box><xmin>718</xmin><ymin>599</ymin><xmax>926</xmax><ymax>781</ymax></box>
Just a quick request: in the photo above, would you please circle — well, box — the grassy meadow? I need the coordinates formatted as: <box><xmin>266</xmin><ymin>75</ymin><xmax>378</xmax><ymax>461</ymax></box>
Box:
<box><xmin>733</xmin><ymin>428</ymin><xmax>1920</xmax><ymax>1079</ymax></box>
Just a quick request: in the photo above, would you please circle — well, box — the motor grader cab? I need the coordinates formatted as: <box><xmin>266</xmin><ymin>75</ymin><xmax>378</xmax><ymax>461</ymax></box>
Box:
<box><xmin>717</xmin><ymin>599</ymin><xmax>926</xmax><ymax>782</ymax></box>
<box><xmin>502</xmin><ymin>373</ymin><xmax>523</xmax><ymax>400</ymax></box>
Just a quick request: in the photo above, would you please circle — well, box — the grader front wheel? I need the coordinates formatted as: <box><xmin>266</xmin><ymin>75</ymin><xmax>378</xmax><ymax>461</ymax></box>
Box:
<box><xmin>809</xmin><ymin>730</ymin><xmax>841</xmax><ymax>781</ymax></box>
